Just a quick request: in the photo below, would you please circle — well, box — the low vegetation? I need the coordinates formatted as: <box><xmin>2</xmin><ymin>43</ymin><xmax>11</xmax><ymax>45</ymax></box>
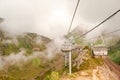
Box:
<box><xmin>108</xmin><ymin>41</ymin><xmax>120</xmax><ymax>64</ymax></box>
<box><xmin>44</xmin><ymin>71</ymin><xmax>60</xmax><ymax>80</ymax></box>
<box><xmin>0</xmin><ymin>32</ymin><xmax>49</xmax><ymax>56</ymax></box>
<box><xmin>72</xmin><ymin>47</ymin><xmax>103</xmax><ymax>72</ymax></box>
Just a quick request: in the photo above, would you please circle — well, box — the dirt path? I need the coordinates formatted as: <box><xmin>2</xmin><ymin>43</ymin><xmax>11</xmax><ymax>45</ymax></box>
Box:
<box><xmin>103</xmin><ymin>56</ymin><xmax>120</xmax><ymax>79</ymax></box>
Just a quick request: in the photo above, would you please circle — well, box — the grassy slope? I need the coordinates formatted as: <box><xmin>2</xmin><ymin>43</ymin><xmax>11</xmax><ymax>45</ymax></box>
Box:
<box><xmin>0</xmin><ymin>54</ymin><xmax>64</xmax><ymax>80</ymax></box>
<box><xmin>0</xmin><ymin>46</ymin><xmax>104</xmax><ymax>80</ymax></box>
<box><xmin>0</xmin><ymin>58</ymin><xmax>41</xmax><ymax>80</ymax></box>
<box><xmin>108</xmin><ymin>41</ymin><xmax>120</xmax><ymax>64</ymax></box>
<box><xmin>73</xmin><ymin>47</ymin><xmax>103</xmax><ymax>72</ymax></box>
<box><xmin>61</xmin><ymin>47</ymin><xmax>103</xmax><ymax>79</ymax></box>
<box><xmin>0</xmin><ymin>32</ymin><xmax>50</xmax><ymax>56</ymax></box>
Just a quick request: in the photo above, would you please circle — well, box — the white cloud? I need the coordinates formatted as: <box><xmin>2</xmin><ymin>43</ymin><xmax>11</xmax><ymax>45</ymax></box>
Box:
<box><xmin>0</xmin><ymin>0</ymin><xmax>120</xmax><ymax>38</ymax></box>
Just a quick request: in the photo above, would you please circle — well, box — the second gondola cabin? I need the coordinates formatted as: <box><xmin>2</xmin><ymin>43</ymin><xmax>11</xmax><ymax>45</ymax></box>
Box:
<box><xmin>92</xmin><ymin>46</ymin><xmax>108</xmax><ymax>56</ymax></box>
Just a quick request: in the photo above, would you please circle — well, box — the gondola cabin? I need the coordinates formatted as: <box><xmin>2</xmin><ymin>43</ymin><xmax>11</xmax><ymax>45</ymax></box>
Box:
<box><xmin>61</xmin><ymin>41</ymin><xmax>72</xmax><ymax>52</ymax></box>
<box><xmin>61</xmin><ymin>44</ymin><xmax>71</xmax><ymax>52</ymax></box>
<box><xmin>92</xmin><ymin>46</ymin><xmax>108</xmax><ymax>56</ymax></box>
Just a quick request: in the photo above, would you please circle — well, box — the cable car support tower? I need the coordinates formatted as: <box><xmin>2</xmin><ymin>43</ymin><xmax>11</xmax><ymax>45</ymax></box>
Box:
<box><xmin>61</xmin><ymin>0</ymin><xmax>120</xmax><ymax>75</ymax></box>
<box><xmin>61</xmin><ymin>0</ymin><xmax>81</xmax><ymax>75</ymax></box>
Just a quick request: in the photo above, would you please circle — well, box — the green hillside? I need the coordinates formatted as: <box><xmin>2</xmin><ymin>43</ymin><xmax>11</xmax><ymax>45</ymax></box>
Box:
<box><xmin>0</xmin><ymin>30</ymin><xmax>51</xmax><ymax>56</ymax></box>
<box><xmin>108</xmin><ymin>40</ymin><xmax>120</xmax><ymax>64</ymax></box>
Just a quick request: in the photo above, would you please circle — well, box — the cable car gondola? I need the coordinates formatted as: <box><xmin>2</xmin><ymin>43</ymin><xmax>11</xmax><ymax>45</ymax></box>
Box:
<box><xmin>61</xmin><ymin>41</ymin><xmax>72</xmax><ymax>52</ymax></box>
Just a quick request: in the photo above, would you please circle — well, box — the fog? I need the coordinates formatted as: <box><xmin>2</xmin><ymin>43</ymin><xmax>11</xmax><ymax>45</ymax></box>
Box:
<box><xmin>0</xmin><ymin>41</ymin><xmax>62</xmax><ymax>69</ymax></box>
<box><xmin>0</xmin><ymin>0</ymin><xmax>120</xmax><ymax>39</ymax></box>
<box><xmin>0</xmin><ymin>0</ymin><xmax>120</xmax><ymax>70</ymax></box>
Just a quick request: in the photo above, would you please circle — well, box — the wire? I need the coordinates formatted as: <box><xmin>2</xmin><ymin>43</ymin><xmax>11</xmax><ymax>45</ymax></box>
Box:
<box><xmin>88</xmin><ymin>28</ymin><xmax>120</xmax><ymax>40</ymax></box>
<box><xmin>74</xmin><ymin>9</ymin><xmax>120</xmax><ymax>40</ymax></box>
<box><xmin>68</xmin><ymin>0</ymin><xmax>81</xmax><ymax>34</ymax></box>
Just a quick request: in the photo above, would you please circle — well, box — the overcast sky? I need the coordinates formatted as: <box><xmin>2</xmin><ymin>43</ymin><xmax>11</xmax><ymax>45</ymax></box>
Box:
<box><xmin>0</xmin><ymin>0</ymin><xmax>120</xmax><ymax>39</ymax></box>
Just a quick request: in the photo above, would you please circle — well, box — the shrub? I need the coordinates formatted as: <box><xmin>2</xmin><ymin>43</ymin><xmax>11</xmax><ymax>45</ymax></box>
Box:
<box><xmin>45</xmin><ymin>71</ymin><xmax>59</xmax><ymax>80</ymax></box>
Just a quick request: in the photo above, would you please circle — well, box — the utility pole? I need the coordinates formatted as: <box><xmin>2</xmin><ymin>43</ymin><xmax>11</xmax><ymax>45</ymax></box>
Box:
<box><xmin>69</xmin><ymin>42</ymin><xmax>72</xmax><ymax>75</ymax></box>
<box><xmin>64</xmin><ymin>53</ymin><xmax>67</xmax><ymax>67</ymax></box>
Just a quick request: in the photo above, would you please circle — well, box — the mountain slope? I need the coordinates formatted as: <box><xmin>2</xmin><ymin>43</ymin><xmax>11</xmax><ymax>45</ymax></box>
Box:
<box><xmin>109</xmin><ymin>40</ymin><xmax>120</xmax><ymax>64</ymax></box>
<box><xmin>0</xmin><ymin>29</ymin><xmax>51</xmax><ymax>56</ymax></box>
